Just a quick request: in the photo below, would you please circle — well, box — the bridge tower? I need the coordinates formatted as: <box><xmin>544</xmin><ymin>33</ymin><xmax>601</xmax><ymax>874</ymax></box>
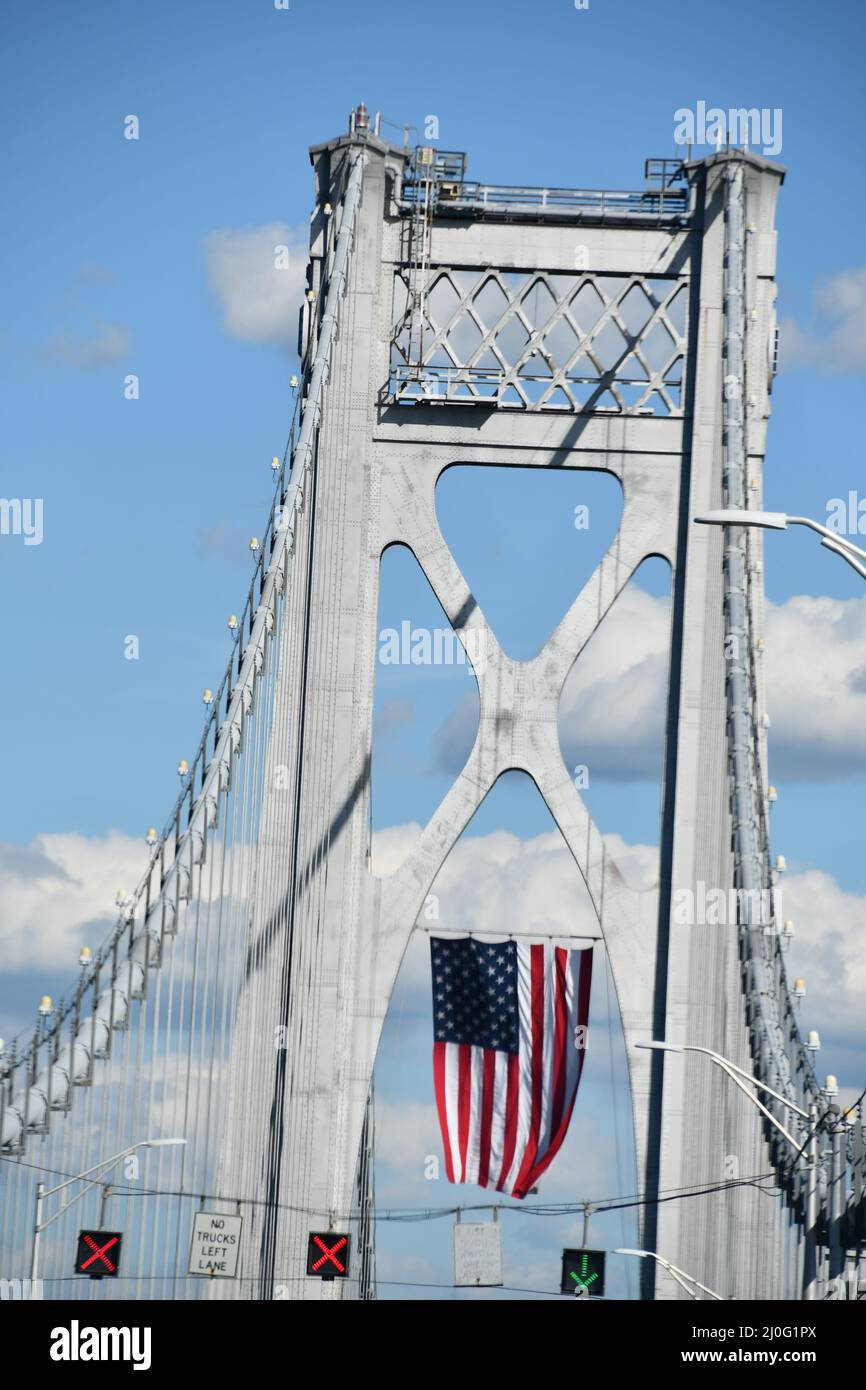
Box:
<box><xmin>212</xmin><ymin>114</ymin><xmax>812</xmax><ymax>1301</ymax></box>
<box><xmin>2</xmin><ymin>114</ymin><xmax>857</xmax><ymax>1304</ymax></box>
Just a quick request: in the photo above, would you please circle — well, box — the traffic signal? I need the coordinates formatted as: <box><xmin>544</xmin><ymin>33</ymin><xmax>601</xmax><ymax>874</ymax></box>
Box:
<box><xmin>561</xmin><ymin>1247</ymin><xmax>605</xmax><ymax>1296</ymax></box>
<box><xmin>75</xmin><ymin>1230</ymin><xmax>122</xmax><ymax>1278</ymax></box>
<box><xmin>306</xmin><ymin>1232</ymin><xmax>350</xmax><ymax>1279</ymax></box>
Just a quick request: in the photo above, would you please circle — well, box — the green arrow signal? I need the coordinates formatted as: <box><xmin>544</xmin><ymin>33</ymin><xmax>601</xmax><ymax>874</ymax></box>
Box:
<box><xmin>569</xmin><ymin>1253</ymin><xmax>599</xmax><ymax>1288</ymax></box>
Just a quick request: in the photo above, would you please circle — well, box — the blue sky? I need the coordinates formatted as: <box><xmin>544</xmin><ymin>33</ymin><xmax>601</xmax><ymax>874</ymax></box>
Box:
<box><xmin>2</xmin><ymin>0</ymin><xmax>866</xmax><ymax>1299</ymax></box>
<box><xmin>2</xmin><ymin>0</ymin><xmax>865</xmax><ymax>848</ymax></box>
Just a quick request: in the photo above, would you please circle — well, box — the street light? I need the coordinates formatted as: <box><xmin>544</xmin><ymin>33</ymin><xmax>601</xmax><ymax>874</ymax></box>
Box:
<box><xmin>613</xmin><ymin>1248</ymin><xmax>723</xmax><ymax>1300</ymax></box>
<box><xmin>31</xmin><ymin>1137</ymin><xmax>185</xmax><ymax>1281</ymax></box>
<box><xmin>694</xmin><ymin>509</ymin><xmax>866</xmax><ymax>583</ymax></box>
<box><xmin>638</xmin><ymin>1041</ymin><xmax>826</xmax><ymax>1301</ymax></box>
<box><xmin>636</xmin><ymin>1041</ymin><xmax>809</xmax><ymax>1150</ymax></box>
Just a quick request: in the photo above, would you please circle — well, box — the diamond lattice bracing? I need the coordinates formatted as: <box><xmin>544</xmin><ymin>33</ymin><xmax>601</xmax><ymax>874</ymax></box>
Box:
<box><xmin>389</xmin><ymin>267</ymin><xmax>688</xmax><ymax>415</ymax></box>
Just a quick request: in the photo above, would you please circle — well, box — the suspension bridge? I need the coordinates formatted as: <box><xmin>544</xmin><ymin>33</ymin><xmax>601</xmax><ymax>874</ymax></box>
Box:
<box><xmin>1</xmin><ymin>107</ymin><xmax>862</xmax><ymax>1302</ymax></box>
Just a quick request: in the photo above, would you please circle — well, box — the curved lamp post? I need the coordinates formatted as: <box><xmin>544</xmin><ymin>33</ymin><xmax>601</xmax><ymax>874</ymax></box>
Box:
<box><xmin>694</xmin><ymin>509</ymin><xmax>866</xmax><ymax>583</ymax></box>
<box><xmin>31</xmin><ymin>1137</ymin><xmax>185</xmax><ymax>1281</ymax></box>
<box><xmin>637</xmin><ymin>1041</ymin><xmax>828</xmax><ymax>1299</ymax></box>
<box><xmin>613</xmin><ymin>1247</ymin><xmax>723</xmax><ymax>1300</ymax></box>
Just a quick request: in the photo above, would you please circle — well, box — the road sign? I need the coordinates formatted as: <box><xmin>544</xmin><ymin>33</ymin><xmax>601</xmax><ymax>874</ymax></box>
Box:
<box><xmin>454</xmin><ymin>1220</ymin><xmax>503</xmax><ymax>1287</ymax></box>
<box><xmin>306</xmin><ymin>1232</ymin><xmax>350</xmax><ymax>1279</ymax></box>
<box><xmin>188</xmin><ymin>1211</ymin><xmax>243</xmax><ymax>1278</ymax></box>
<box><xmin>75</xmin><ymin>1230</ymin><xmax>122</xmax><ymax>1278</ymax></box>
<box><xmin>561</xmin><ymin>1248</ymin><xmax>605</xmax><ymax>1297</ymax></box>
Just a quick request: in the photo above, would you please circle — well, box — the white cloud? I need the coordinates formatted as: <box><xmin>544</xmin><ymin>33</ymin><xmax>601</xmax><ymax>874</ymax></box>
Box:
<box><xmin>41</xmin><ymin>321</ymin><xmax>131</xmax><ymax>369</ymax></box>
<box><xmin>374</xmin><ymin>822</ymin><xmax>606</xmax><ymax>941</ymax></box>
<box><xmin>552</xmin><ymin>585</ymin><xmax>866</xmax><ymax>782</ymax></box>
<box><xmin>371</xmin><ymin>816</ymin><xmax>866</xmax><ymax>1079</ymax></box>
<box><xmin>376</xmin><ymin>1099</ymin><xmax>441</xmax><ymax>1177</ymax></box>
<box><xmin>202</xmin><ymin>221</ymin><xmax>307</xmax><ymax>347</ymax></box>
<box><xmin>781</xmin><ymin>868</ymin><xmax>866</xmax><ymax>1065</ymax></box>
<box><xmin>1</xmin><ymin>816</ymin><xmax>860</xmax><ymax>1121</ymax></box>
<box><xmin>373</xmin><ymin>823</ymin><xmax>657</xmax><ymax>1018</ymax></box>
<box><xmin>764</xmin><ymin>593</ymin><xmax>866</xmax><ymax>778</ymax></box>
<box><xmin>372</xmin><ymin>821</ymin><xmax>424</xmax><ymax>877</ymax></box>
<box><xmin>558</xmin><ymin>585</ymin><xmax>669</xmax><ymax>780</ymax></box>
<box><xmin>0</xmin><ymin>829</ymin><xmax>144</xmax><ymax>971</ymax></box>
<box><xmin>602</xmin><ymin>832</ymin><xmax>659</xmax><ymax>892</ymax></box>
<box><xmin>779</xmin><ymin>266</ymin><xmax>866</xmax><ymax>375</ymax></box>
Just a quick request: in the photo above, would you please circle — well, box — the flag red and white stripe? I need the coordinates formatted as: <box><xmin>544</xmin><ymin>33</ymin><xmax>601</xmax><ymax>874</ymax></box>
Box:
<box><xmin>432</xmin><ymin>941</ymin><xmax>592</xmax><ymax>1199</ymax></box>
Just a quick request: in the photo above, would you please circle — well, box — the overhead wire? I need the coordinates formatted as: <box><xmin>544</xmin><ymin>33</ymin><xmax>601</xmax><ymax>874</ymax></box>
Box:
<box><xmin>0</xmin><ymin>1147</ymin><xmax>784</xmax><ymax>1223</ymax></box>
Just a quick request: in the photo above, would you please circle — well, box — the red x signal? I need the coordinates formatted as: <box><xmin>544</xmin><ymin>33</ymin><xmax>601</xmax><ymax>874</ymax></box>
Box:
<box><xmin>81</xmin><ymin>1234</ymin><xmax>119</xmax><ymax>1273</ymax></box>
<box><xmin>311</xmin><ymin>1234</ymin><xmax>347</xmax><ymax>1273</ymax></box>
<box><xmin>306</xmin><ymin>1230</ymin><xmax>350</xmax><ymax>1278</ymax></box>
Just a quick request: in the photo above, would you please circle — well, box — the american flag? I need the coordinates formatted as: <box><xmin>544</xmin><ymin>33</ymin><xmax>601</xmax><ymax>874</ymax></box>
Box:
<box><xmin>430</xmin><ymin>936</ymin><xmax>592</xmax><ymax>1199</ymax></box>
